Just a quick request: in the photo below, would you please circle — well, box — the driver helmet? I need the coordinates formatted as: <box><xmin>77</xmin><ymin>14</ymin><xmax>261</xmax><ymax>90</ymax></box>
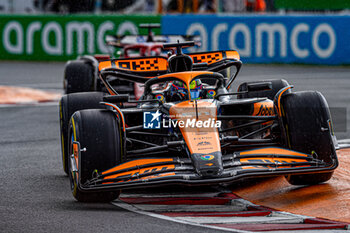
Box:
<box><xmin>171</xmin><ymin>79</ymin><xmax>203</xmax><ymax>100</ymax></box>
<box><xmin>189</xmin><ymin>79</ymin><xmax>203</xmax><ymax>100</ymax></box>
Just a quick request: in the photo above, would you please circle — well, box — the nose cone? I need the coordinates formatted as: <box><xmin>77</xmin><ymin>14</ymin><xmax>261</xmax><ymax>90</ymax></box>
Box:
<box><xmin>192</xmin><ymin>152</ymin><xmax>223</xmax><ymax>178</ymax></box>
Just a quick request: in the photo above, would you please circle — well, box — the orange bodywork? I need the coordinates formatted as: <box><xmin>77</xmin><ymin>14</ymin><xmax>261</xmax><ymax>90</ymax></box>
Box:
<box><xmin>252</xmin><ymin>100</ymin><xmax>275</xmax><ymax>116</ymax></box>
<box><xmin>104</xmin><ymin>164</ymin><xmax>175</xmax><ymax>180</ymax></box>
<box><xmin>189</xmin><ymin>52</ymin><xmax>223</xmax><ymax>64</ymax></box>
<box><xmin>240</xmin><ymin>147</ymin><xmax>309</xmax><ymax>157</ymax></box>
<box><xmin>239</xmin><ymin>147</ymin><xmax>310</xmax><ymax>170</ymax></box>
<box><xmin>240</xmin><ymin>157</ymin><xmax>310</xmax><ymax>168</ymax></box>
<box><xmin>98</xmin><ymin>51</ymin><xmax>240</xmax><ymax>72</ymax></box>
<box><xmin>169</xmin><ymin>100</ymin><xmax>220</xmax><ymax>155</ymax></box>
<box><xmin>98</xmin><ymin>60</ymin><xmax>112</xmax><ymax>71</ymax></box>
<box><xmin>188</xmin><ymin>50</ymin><xmax>240</xmax><ymax>64</ymax></box>
<box><xmin>98</xmin><ymin>57</ymin><xmax>168</xmax><ymax>72</ymax></box>
<box><xmin>102</xmin><ymin>158</ymin><xmax>173</xmax><ymax>175</ymax></box>
<box><xmin>225</xmin><ymin>50</ymin><xmax>240</xmax><ymax>60</ymax></box>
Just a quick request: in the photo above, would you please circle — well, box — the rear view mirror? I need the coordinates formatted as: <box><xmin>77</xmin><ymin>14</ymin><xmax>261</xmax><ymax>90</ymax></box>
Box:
<box><xmin>246</xmin><ymin>82</ymin><xmax>272</xmax><ymax>92</ymax></box>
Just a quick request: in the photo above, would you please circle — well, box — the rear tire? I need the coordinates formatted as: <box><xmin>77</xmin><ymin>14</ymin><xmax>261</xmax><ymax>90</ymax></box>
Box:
<box><xmin>280</xmin><ymin>91</ymin><xmax>337</xmax><ymax>185</ymax></box>
<box><xmin>237</xmin><ymin>79</ymin><xmax>291</xmax><ymax>100</ymax></box>
<box><xmin>68</xmin><ymin>109</ymin><xmax>122</xmax><ymax>202</ymax></box>
<box><xmin>59</xmin><ymin>92</ymin><xmax>105</xmax><ymax>175</ymax></box>
<box><xmin>64</xmin><ymin>61</ymin><xmax>95</xmax><ymax>94</ymax></box>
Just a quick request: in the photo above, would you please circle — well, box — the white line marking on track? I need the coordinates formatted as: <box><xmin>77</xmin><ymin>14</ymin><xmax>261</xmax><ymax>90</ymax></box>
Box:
<box><xmin>131</xmin><ymin>204</ymin><xmax>248</xmax><ymax>212</ymax></box>
<box><xmin>258</xmin><ymin>230</ymin><xmax>350</xmax><ymax>233</ymax></box>
<box><xmin>120</xmin><ymin>192</ymin><xmax>224</xmax><ymax>198</ymax></box>
<box><xmin>173</xmin><ymin>215</ymin><xmax>304</xmax><ymax>224</ymax></box>
<box><xmin>112</xmin><ymin>200</ymin><xmax>254</xmax><ymax>233</ymax></box>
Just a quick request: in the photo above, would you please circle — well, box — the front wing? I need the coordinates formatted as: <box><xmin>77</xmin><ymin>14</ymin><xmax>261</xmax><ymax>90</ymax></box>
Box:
<box><xmin>79</xmin><ymin>147</ymin><xmax>338</xmax><ymax>192</ymax></box>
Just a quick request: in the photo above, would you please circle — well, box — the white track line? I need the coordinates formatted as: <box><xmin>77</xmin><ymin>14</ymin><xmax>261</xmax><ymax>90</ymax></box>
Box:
<box><xmin>173</xmin><ymin>215</ymin><xmax>304</xmax><ymax>224</ymax></box>
<box><xmin>112</xmin><ymin>200</ymin><xmax>254</xmax><ymax>233</ymax></box>
<box><xmin>131</xmin><ymin>204</ymin><xmax>248</xmax><ymax>212</ymax></box>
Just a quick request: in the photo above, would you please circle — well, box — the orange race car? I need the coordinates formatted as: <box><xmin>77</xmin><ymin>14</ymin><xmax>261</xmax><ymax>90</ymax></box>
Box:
<box><xmin>60</xmin><ymin>42</ymin><xmax>338</xmax><ymax>202</ymax></box>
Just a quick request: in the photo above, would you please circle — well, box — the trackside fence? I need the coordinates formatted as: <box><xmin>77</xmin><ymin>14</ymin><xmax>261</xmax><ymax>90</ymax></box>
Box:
<box><xmin>1</xmin><ymin>14</ymin><xmax>350</xmax><ymax>65</ymax></box>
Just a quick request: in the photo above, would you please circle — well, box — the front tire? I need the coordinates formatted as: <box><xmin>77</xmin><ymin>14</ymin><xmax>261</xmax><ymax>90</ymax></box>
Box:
<box><xmin>68</xmin><ymin>109</ymin><xmax>122</xmax><ymax>202</ymax></box>
<box><xmin>280</xmin><ymin>91</ymin><xmax>337</xmax><ymax>185</ymax></box>
<box><xmin>59</xmin><ymin>92</ymin><xmax>105</xmax><ymax>175</ymax></box>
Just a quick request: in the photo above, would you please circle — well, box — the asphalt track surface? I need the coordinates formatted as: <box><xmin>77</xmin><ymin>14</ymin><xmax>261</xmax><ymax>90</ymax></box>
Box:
<box><xmin>0</xmin><ymin>61</ymin><xmax>349</xmax><ymax>233</ymax></box>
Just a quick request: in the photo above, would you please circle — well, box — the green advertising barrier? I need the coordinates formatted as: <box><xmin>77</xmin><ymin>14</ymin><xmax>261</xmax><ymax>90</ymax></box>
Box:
<box><xmin>0</xmin><ymin>15</ymin><xmax>160</xmax><ymax>61</ymax></box>
<box><xmin>275</xmin><ymin>0</ymin><xmax>350</xmax><ymax>10</ymax></box>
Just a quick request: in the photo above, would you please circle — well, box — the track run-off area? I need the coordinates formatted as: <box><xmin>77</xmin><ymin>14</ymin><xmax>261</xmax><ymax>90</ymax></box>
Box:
<box><xmin>0</xmin><ymin>61</ymin><xmax>350</xmax><ymax>233</ymax></box>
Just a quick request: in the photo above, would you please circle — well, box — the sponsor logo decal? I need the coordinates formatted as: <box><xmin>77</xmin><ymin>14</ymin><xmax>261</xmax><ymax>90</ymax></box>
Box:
<box><xmin>256</xmin><ymin>104</ymin><xmax>274</xmax><ymax>116</ymax></box>
<box><xmin>197</xmin><ymin>141</ymin><xmax>211</xmax><ymax>146</ymax></box>
<box><xmin>143</xmin><ymin>110</ymin><xmax>161</xmax><ymax>129</ymax></box>
<box><xmin>207</xmin><ymin>90</ymin><xmax>216</xmax><ymax>98</ymax></box>
<box><xmin>116</xmin><ymin>58</ymin><xmax>161</xmax><ymax>71</ymax></box>
<box><xmin>155</xmin><ymin>94</ymin><xmax>164</xmax><ymax>102</ymax></box>
<box><xmin>201</xmin><ymin>155</ymin><xmax>214</xmax><ymax>160</ymax></box>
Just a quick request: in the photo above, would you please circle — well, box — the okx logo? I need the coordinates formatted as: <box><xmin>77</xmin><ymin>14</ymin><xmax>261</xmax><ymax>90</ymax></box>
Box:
<box><xmin>143</xmin><ymin>110</ymin><xmax>161</xmax><ymax>129</ymax></box>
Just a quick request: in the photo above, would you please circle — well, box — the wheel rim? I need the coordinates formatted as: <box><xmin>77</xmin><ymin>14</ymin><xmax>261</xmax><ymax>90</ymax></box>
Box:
<box><xmin>68</xmin><ymin>132</ymin><xmax>79</xmax><ymax>195</ymax></box>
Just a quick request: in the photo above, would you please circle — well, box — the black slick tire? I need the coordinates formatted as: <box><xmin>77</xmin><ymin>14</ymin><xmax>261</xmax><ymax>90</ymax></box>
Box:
<box><xmin>68</xmin><ymin>109</ymin><xmax>122</xmax><ymax>202</ymax></box>
<box><xmin>59</xmin><ymin>92</ymin><xmax>105</xmax><ymax>175</ymax></box>
<box><xmin>64</xmin><ymin>61</ymin><xmax>95</xmax><ymax>94</ymax></box>
<box><xmin>280</xmin><ymin>91</ymin><xmax>337</xmax><ymax>185</ymax></box>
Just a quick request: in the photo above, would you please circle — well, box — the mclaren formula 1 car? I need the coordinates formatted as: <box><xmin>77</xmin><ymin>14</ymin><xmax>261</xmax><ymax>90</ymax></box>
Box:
<box><xmin>60</xmin><ymin>42</ymin><xmax>338</xmax><ymax>202</ymax></box>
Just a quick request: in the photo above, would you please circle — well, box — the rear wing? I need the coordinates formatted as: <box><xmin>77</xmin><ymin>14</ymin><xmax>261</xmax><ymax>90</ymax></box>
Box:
<box><xmin>98</xmin><ymin>50</ymin><xmax>240</xmax><ymax>74</ymax></box>
<box><xmin>188</xmin><ymin>50</ymin><xmax>240</xmax><ymax>65</ymax></box>
<box><xmin>106</xmin><ymin>35</ymin><xmax>201</xmax><ymax>47</ymax></box>
<box><xmin>99</xmin><ymin>56</ymin><xmax>168</xmax><ymax>76</ymax></box>
<box><xmin>98</xmin><ymin>50</ymin><xmax>242</xmax><ymax>94</ymax></box>
<box><xmin>99</xmin><ymin>56</ymin><xmax>169</xmax><ymax>95</ymax></box>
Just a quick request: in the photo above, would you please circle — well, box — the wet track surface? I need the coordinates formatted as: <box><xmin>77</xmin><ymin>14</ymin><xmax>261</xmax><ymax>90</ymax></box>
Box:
<box><xmin>0</xmin><ymin>61</ymin><xmax>349</xmax><ymax>232</ymax></box>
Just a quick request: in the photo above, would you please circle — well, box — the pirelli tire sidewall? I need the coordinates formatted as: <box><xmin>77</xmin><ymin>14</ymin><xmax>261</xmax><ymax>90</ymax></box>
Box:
<box><xmin>280</xmin><ymin>91</ymin><xmax>337</xmax><ymax>185</ymax></box>
<box><xmin>59</xmin><ymin>95</ymin><xmax>69</xmax><ymax>175</ymax></box>
<box><xmin>68</xmin><ymin>109</ymin><xmax>122</xmax><ymax>202</ymax></box>
<box><xmin>237</xmin><ymin>79</ymin><xmax>291</xmax><ymax>100</ymax></box>
<box><xmin>64</xmin><ymin>60</ymin><xmax>95</xmax><ymax>94</ymax></box>
<box><xmin>59</xmin><ymin>92</ymin><xmax>105</xmax><ymax>175</ymax></box>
